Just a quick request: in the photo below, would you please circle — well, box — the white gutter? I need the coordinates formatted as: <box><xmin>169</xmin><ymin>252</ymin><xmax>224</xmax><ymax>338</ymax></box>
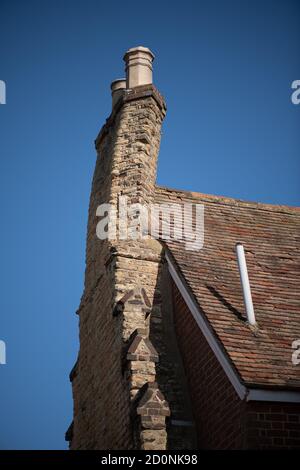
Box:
<box><xmin>235</xmin><ymin>243</ymin><xmax>256</xmax><ymax>326</ymax></box>
<box><xmin>166</xmin><ymin>251</ymin><xmax>300</xmax><ymax>403</ymax></box>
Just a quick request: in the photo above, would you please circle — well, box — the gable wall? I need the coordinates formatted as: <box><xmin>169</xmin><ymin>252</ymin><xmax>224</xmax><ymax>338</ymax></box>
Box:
<box><xmin>172</xmin><ymin>280</ymin><xmax>246</xmax><ymax>449</ymax></box>
<box><xmin>171</xmin><ymin>280</ymin><xmax>300</xmax><ymax>449</ymax></box>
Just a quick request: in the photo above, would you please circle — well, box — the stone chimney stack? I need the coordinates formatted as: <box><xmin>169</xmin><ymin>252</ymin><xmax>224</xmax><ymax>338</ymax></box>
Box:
<box><xmin>68</xmin><ymin>48</ymin><xmax>195</xmax><ymax>452</ymax></box>
<box><xmin>96</xmin><ymin>45</ymin><xmax>165</xmax><ymax>211</ymax></box>
<box><xmin>123</xmin><ymin>46</ymin><xmax>154</xmax><ymax>89</ymax></box>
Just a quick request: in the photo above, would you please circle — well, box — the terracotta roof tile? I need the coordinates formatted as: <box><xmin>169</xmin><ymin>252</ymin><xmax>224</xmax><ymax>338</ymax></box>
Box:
<box><xmin>155</xmin><ymin>185</ymin><xmax>300</xmax><ymax>390</ymax></box>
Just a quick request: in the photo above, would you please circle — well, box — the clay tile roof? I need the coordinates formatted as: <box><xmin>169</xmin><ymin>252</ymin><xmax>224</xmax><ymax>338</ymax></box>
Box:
<box><xmin>155</xmin><ymin>185</ymin><xmax>300</xmax><ymax>391</ymax></box>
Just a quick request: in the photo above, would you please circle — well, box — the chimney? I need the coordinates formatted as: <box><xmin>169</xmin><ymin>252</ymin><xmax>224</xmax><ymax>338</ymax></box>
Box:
<box><xmin>111</xmin><ymin>78</ymin><xmax>126</xmax><ymax>108</ymax></box>
<box><xmin>70</xmin><ymin>48</ymin><xmax>195</xmax><ymax>451</ymax></box>
<box><xmin>123</xmin><ymin>46</ymin><xmax>154</xmax><ymax>89</ymax></box>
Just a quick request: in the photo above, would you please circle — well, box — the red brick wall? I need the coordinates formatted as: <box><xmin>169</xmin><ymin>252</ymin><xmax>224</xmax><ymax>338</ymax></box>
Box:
<box><xmin>245</xmin><ymin>402</ymin><xmax>300</xmax><ymax>449</ymax></box>
<box><xmin>172</xmin><ymin>281</ymin><xmax>300</xmax><ymax>449</ymax></box>
<box><xmin>172</xmin><ymin>281</ymin><xmax>246</xmax><ymax>449</ymax></box>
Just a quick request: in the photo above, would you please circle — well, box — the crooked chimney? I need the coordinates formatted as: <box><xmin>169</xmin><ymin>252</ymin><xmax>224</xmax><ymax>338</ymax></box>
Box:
<box><xmin>68</xmin><ymin>47</ymin><xmax>184</xmax><ymax>451</ymax></box>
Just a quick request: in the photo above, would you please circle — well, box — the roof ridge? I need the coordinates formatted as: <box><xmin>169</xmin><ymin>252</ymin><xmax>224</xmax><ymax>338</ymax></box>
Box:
<box><xmin>156</xmin><ymin>185</ymin><xmax>300</xmax><ymax>216</ymax></box>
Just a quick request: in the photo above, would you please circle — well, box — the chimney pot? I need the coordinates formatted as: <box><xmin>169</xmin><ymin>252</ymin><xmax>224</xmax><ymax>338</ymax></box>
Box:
<box><xmin>123</xmin><ymin>46</ymin><xmax>154</xmax><ymax>89</ymax></box>
<box><xmin>111</xmin><ymin>78</ymin><xmax>126</xmax><ymax>108</ymax></box>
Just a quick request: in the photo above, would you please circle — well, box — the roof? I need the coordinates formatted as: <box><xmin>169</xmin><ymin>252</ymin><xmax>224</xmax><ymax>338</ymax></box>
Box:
<box><xmin>155</xmin><ymin>185</ymin><xmax>300</xmax><ymax>391</ymax></box>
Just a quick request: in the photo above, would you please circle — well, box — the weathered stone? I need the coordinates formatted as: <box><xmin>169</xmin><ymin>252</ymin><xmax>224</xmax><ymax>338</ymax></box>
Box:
<box><xmin>69</xmin><ymin>48</ymin><xmax>195</xmax><ymax>451</ymax></box>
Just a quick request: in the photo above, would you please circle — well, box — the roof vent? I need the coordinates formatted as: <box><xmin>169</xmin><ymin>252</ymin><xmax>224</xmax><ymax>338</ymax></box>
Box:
<box><xmin>235</xmin><ymin>243</ymin><xmax>256</xmax><ymax>326</ymax></box>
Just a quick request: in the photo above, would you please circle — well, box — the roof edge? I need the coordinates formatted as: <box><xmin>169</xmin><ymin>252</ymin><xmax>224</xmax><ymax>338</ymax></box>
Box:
<box><xmin>156</xmin><ymin>184</ymin><xmax>300</xmax><ymax>216</ymax></box>
<box><xmin>247</xmin><ymin>388</ymin><xmax>300</xmax><ymax>403</ymax></box>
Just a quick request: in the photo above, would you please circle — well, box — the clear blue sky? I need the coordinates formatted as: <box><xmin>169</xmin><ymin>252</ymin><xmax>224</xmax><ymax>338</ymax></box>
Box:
<box><xmin>0</xmin><ymin>0</ymin><xmax>299</xmax><ymax>449</ymax></box>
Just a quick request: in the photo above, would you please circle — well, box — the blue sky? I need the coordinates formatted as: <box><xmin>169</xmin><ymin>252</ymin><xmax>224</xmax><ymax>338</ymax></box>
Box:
<box><xmin>0</xmin><ymin>0</ymin><xmax>299</xmax><ymax>449</ymax></box>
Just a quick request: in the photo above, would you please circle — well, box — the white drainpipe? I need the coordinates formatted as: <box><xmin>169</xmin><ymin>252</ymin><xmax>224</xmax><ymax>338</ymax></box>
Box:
<box><xmin>235</xmin><ymin>243</ymin><xmax>256</xmax><ymax>326</ymax></box>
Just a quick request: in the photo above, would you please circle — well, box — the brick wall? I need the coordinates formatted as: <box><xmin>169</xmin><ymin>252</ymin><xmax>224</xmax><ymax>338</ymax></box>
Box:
<box><xmin>172</xmin><ymin>281</ymin><xmax>246</xmax><ymax>449</ymax></box>
<box><xmin>245</xmin><ymin>402</ymin><xmax>300</xmax><ymax>449</ymax></box>
<box><xmin>172</xmin><ymin>280</ymin><xmax>300</xmax><ymax>449</ymax></box>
